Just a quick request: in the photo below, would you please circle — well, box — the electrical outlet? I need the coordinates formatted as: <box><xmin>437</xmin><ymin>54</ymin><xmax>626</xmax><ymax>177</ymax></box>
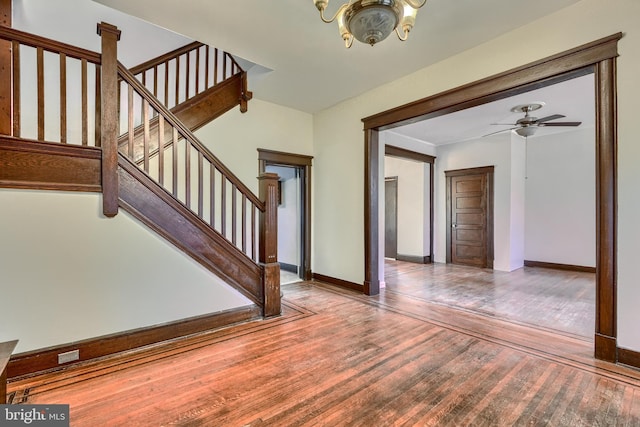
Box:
<box><xmin>58</xmin><ymin>349</ymin><xmax>79</xmax><ymax>364</ymax></box>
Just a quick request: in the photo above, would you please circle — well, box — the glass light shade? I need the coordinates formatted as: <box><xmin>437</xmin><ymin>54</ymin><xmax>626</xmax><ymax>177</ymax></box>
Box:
<box><xmin>400</xmin><ymin>2</ymin><xmax>418</xmax><ymax>31</ymax></box>
<box><xmin>347</xmin><ymin>3</ymin><xmax>399</xmax><ymax>45</ymax></box>
<box><xmin>516</xmin><ymin>126</ymin><xmax>537</xmax><ymax>137</ymax></box>
<box><xmin>314</xmin><ymin>0</ymin><xmax>329</xmax><ymax>11</ymax></box>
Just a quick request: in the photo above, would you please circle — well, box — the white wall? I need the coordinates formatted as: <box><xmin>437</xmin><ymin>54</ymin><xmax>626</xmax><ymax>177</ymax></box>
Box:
<box><xmin>435</xmin><ymin>134</ymin><xmax>517</xmax><ymax>271</ymax></box>
<box><xmin>0</xmin><ymin>189</ymin><xmax>250</xmax><ymax>354</ymax></box>
<box><xmin>313</xmin><ymin>0</ymin><xmax>640</xmax><ymax>351</ymax></box>
<box><xmin>194</xmin><ymin>98</ymin><xmax>313</xmax><ymax>195</ymax></box>
<box><xmin>525</xmin><ymin>127</ymin><xmax>596</xmax><ymax>267</ymax></box>
<box><xmin>509</xmin><ymin>134</ymin><xmax>526</xmax><ymax>271</ymax></box>
<box><xmin>384</xmin><ymin>156</ymin><xmax>428</xmax><ymax>258</ymax></box>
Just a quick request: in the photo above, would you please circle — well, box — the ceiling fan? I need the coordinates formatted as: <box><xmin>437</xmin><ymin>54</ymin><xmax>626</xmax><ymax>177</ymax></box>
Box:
<box><xmin>484</xmin><ymin>102</ymin><xmax>582</xmax><ymax>138</ymax></box>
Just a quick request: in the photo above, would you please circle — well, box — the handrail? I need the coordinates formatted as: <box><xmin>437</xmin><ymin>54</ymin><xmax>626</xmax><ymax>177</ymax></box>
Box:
<box><xmin>128</xmin><ymin>41</ymin><xmax>202</xmax><ymax>76</ymax></box>
<box><xmin>117</xmin><ymin>61</ymin><xmax>264</xmax><ymax>210</ymax></box>
<box><xmin>0</xmin><ymin>25</ymin><xmax>101</xmax><ymax>63</ymax></box>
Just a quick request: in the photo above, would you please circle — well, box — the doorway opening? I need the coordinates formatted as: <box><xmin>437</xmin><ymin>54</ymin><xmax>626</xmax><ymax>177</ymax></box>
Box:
<box><xmin>384</xmin><ymin>176</ymin><xmax>398</xmax><ymax>260</ymax></box>
<box><xmin>382</xmin><ymin>145</ymin><xmax>435</xmax><ymax>267</ymax></box>
<box><xmin>258</xmin><ymin>149</ymin><xmax>313</xmax><ymax>282</ymax></box>
<box><xmin>363</xmin><ymin>34</ymin><xmax>620</xmax><ymax>362</ymax></box>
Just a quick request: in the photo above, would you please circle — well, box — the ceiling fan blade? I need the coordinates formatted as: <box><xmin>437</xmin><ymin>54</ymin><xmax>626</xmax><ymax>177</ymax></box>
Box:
<box><xmin>482</xmin><ymin>127</ymin><xmax>517</xmax><ymax>137</ymax></box>
<box><xmin>490</xmin><ymin>123</ymin><xmax>517</xmax><ymax>126</ymax></box>
<box><xmin>539</xmin><ymin>121</ymin><xmax>582</xmax><ymax>127</ymax></box>
<box><xmin>536</xmin><ymin>114</ymin><xmax>566</xmax><ymax>123</ymax></box>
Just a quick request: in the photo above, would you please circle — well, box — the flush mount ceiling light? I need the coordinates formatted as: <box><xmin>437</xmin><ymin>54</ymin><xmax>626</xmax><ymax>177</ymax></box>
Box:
<box><xmin>313</xmin><ymin>0</ymin><xmax>427</xmax><ymax>48</ymax></box>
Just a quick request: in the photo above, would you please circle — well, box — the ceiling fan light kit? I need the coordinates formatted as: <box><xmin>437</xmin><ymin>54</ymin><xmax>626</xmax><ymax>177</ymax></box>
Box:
<box><xmin>313</xmin><ymin>0</ymin><xmax>427</xmax><ymax>48</ymax></box>
<box><xmin>485</xmin><ymin>102</ymin><xmax>582</xmax><ymax>138</ymax></box>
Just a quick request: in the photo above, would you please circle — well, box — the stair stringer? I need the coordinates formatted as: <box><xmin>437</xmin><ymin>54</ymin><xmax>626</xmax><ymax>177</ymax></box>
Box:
<box><xmin>117</xmin><ymin>154</ymin><xmax>264</xmax><ymax>307</ymax></box>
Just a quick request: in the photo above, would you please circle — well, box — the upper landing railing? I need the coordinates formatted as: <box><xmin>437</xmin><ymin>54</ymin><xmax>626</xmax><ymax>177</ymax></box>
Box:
<box><xmin>128</xmin><ymin>41</ymin><xmax>249</xmax><ymax>112</ymax></box>
<box><xmin>0</xmin><ymin>25</ymin><xmax>102</xmax><ymax>145</ymax></box>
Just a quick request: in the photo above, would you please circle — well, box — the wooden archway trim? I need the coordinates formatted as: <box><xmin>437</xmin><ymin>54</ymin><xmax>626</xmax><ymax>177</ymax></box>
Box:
<box><xmin>362</xmin><ymin>33</ymin><xmax>621</xmax><ymax>363</ymax></box>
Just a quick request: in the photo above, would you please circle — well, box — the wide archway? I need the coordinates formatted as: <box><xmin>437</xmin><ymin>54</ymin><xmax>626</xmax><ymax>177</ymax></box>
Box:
<box><xmin>362</xmin><ymin>33</ymin><xmax>621</xmax><ymax>363</ymax></box>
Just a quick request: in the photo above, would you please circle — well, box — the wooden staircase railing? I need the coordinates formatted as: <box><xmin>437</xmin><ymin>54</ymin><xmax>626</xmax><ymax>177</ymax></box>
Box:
<box><xmin>0</xmin><ymin>23</ymin><xmax>280</xmax><ymax>317</ymax></box>
<box><xmin>128</xmin><ymin>41</ymin><xmax>251</xmax><ymax>113</ymax></box>
<box><xmin>0</xmin><ymin>25</ymin><xmax>102</xmax><ymax>146</ymax></box>
<box><xmin>120</xmin><ymin>41</ymin><xmax>252</xmax><ymax>163</ymax></box>
<box><xmin>116</xmin><ymin>62</ymin><xmax>265</xmax><ymax>258</ymax></box>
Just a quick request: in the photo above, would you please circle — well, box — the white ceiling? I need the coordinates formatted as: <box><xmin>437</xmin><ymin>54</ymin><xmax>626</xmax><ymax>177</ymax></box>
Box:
<box><xmin>94</xmin><ymin>0</ymin><xmax>583</xmax><ymax>114</ymax></box>
<box><xmin>388</xmin><ymin>73</ymin><xmax>595</xmax><ymax>146</ymax></box>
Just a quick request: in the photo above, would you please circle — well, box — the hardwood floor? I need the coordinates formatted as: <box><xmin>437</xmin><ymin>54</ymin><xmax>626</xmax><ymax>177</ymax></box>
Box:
<box><xmin>384</xmin><ymin>260</ymin><xmax>595</xmax><ymax>339</ymax></box>
<box><xmin>7</xmin><ymin>278</ymin><xmax>639</xmax><ymax>426</ymax></box>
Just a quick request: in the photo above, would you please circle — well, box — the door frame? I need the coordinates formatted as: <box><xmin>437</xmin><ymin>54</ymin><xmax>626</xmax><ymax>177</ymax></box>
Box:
<box><xmin>445</xmin><ymin>166</ymin><xmax>494</xmax><ymax>269</ymax></box>
<box><xmin>384</xmin><ymin>176</ymin><xmax>398</xmax><ymax>259</ymax></box>
<box><xmin>385</xmin><ymin>145</ymin><xmax>435</xmax><ymax>263</ymax></box>
<box><xmin>362</xmin><ymin>33</ymin><xmax>621</xmax><ymax>363</ymax></box>
<box><xmin>258</xmin><ymin>149</ymin><xmax>313</xmax><ymax>280</ymax></box>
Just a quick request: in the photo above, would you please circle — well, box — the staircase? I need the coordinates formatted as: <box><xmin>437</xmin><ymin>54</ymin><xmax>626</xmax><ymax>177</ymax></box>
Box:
<box><xmin>0</xmin><ymin>23</ymin><xmax>280</xmax><ymax>367</ymax></box>
<box><xmin>120</xmin><ymin>41</ymin><xmax>252</xmax><ymax>162</ymax></box>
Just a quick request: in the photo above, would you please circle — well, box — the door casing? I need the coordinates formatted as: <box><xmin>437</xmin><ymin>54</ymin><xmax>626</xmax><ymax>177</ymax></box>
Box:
<box><xmin>384</xmin><ymin>177</ymin><xmax>398</xmax><ymax>259</ymax></box>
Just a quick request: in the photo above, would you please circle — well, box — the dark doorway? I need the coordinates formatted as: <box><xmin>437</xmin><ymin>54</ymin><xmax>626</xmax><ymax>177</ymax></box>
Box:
<box><xmin>445</xmin><ymin>167</ymin><xmax>494</xmax><ymax>269</ymax></box>
<box><xmin>384</xmin><ymin>177</ymin><xmax>398</xmax><ymax>259</ymax></box>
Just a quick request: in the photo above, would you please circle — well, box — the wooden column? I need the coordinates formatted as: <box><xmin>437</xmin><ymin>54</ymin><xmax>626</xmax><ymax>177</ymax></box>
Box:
<box><xmin>364</xmin><ymin>128</ymin><xmax>380</xmax><ymax>295</ymax></box>
<box><xmin>97</xmin><ymin>22</ymin><xmax>121</xmax><ymax>217</ymax></box>
<box><xmin>0</xmin><ymin>340</ymin><xmax>18</xmax><ymax>403</ymax></box>
<box><xmin>0</xmin><ymin>0</ymin><xmax>11</xmax><ymax>136</ymax></box>
<box><xmin>594</xmin><ymin>57</ymin><xmax>617</xmax><ymax>362</ymax></box>
<box><xmin>258</xmin><ymin>172</ymin><xmax>280</xmax><ymax>317</ymax></box>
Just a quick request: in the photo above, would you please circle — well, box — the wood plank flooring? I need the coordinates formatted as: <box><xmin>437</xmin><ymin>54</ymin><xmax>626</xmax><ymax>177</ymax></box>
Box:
<box><xmin>7</xmin><ymin>274</ymin><xmax>639</xmax><ymax>426</ymax></box>
<box><xmin>385</xmin><ymin>260</ymin><xmax>595</xmax><ymax>339</ymax></box>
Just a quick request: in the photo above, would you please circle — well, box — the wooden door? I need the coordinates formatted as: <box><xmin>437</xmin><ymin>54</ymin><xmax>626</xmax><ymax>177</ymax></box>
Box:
<box><xmin>446</xmin><ymin>167</ymin><xmax>494</xmax><ymax>268</ymax></box>
<box><xmin>385</xmin><ymin>178</ymin><xmax>398</xmax><ymax>259</ymax></box>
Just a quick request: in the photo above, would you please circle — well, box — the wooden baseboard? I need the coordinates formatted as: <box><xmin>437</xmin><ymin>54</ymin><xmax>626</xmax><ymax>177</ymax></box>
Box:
<box><xmin>8</xmin><ymin>305</ymin><xmax>261</xmax><ymax>379</ymax></box>
<box><xmin>396</xmin><ymin>254</ymin><xmax>431</xmax><ymax>264</ymax></box>
<box><xmin>280</xmin><ymin>262</ymin><xmax>298</xmax><ymax>273</ymax></box>
<box><xmin>524</xmin><ymin>260</ymin><xmax>596</xmax><ymax>273</ymax></box>
<box><xmin>594</xmin><ymin>333</ymin><xmax>617</xmax><ymax>363</ymax></box>
<box><xmin>312</xmin><ymin>273</ymin><xmax>363</xmax><ymax>292</ymax></box>
<box><xmin>618</xmin><ymin>347</ymin><xmax>640</xmax><ymax>370</ymax></box>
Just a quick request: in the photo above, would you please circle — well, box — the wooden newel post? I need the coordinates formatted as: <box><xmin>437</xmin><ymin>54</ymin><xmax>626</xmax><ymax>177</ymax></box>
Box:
<box><xmin>258</xmin><ymin>172</ymin><xmax>280</xmax><ymax>317</ymax></box>
<box><xmin>97</xmin><ymin>22</ymin><xmax>121</xmax><ymax>217</ymax></box>
<box><xmin>239</xmin><ymin>72</ymin><xmax>252</xmax><ymax>113</ymax></box>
